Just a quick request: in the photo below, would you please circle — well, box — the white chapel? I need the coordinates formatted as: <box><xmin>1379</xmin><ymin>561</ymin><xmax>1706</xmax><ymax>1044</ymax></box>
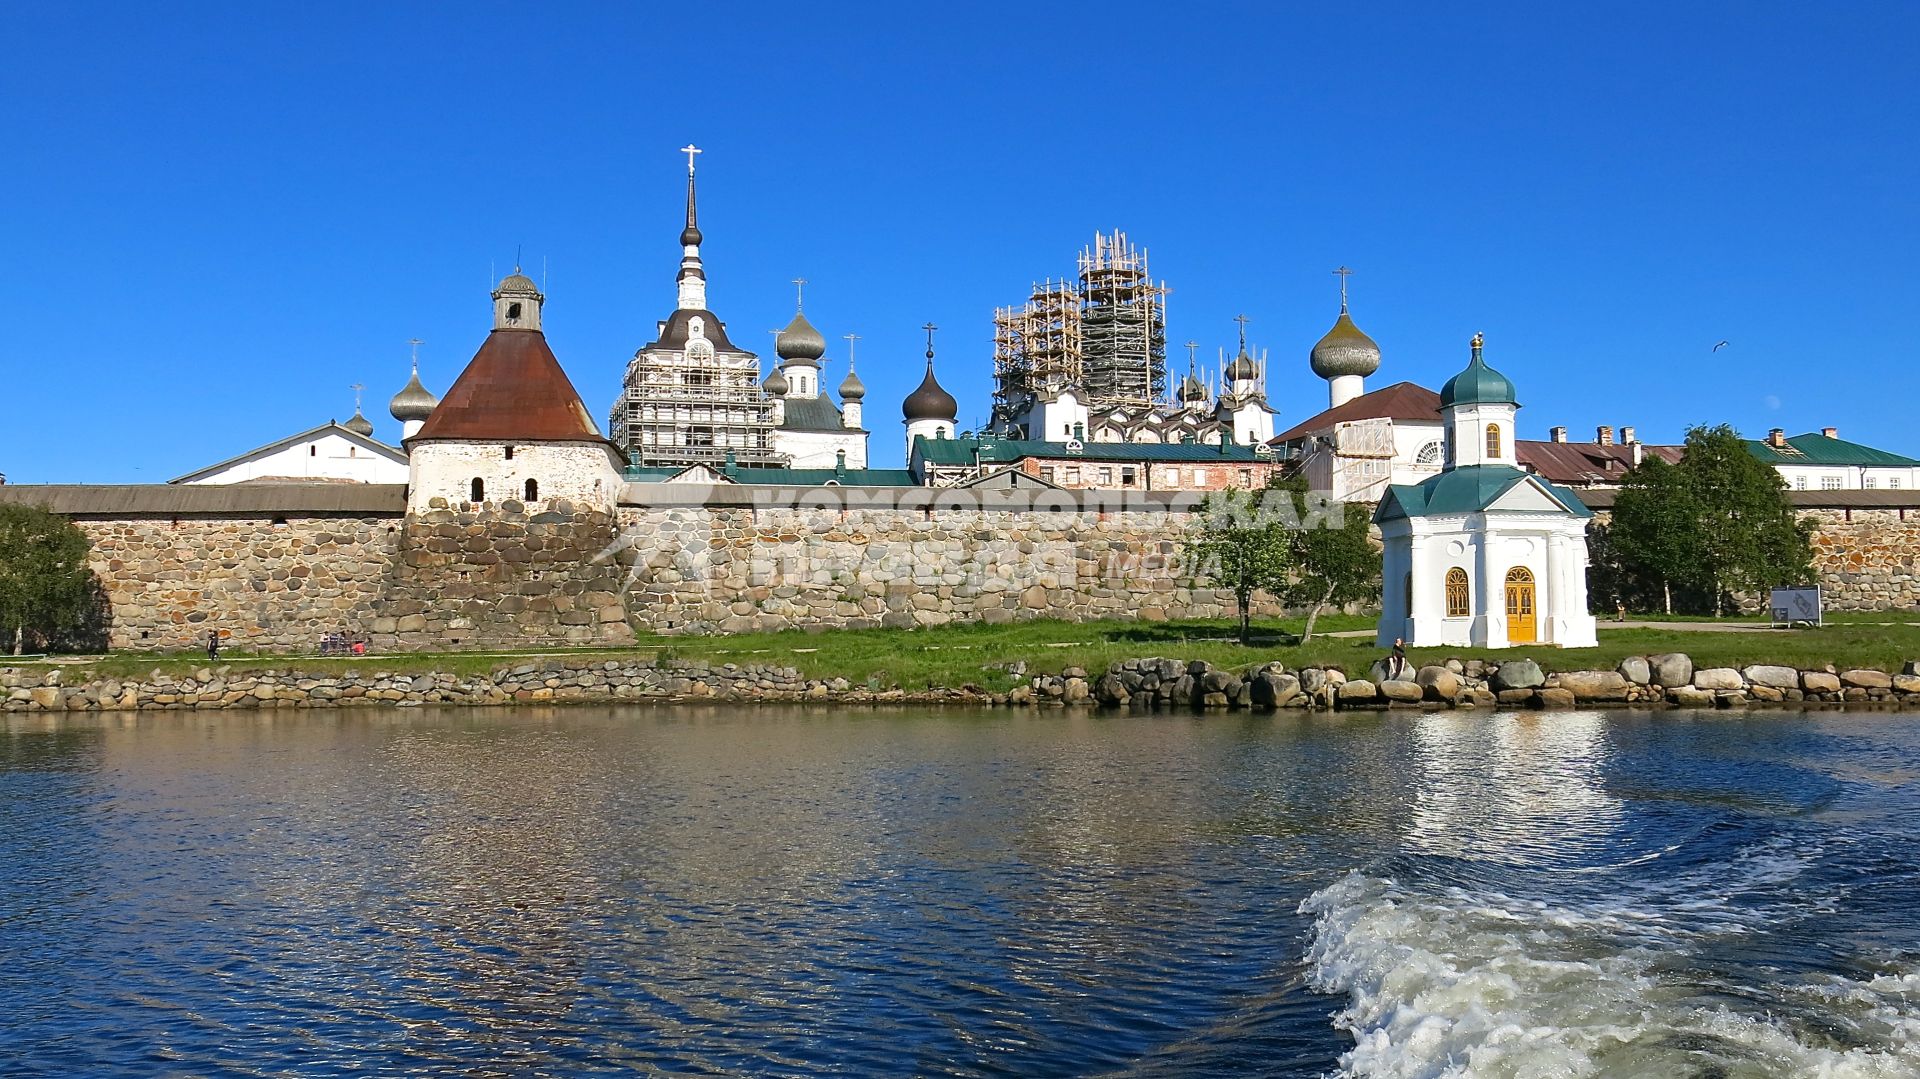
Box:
<box><xmin>1374</xmin><ymin>335</ymin><xmax>1598</xmax><ymax>649</ymax></box>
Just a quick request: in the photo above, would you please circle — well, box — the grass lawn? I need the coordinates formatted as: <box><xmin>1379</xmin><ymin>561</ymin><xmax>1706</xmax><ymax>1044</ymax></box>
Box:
<box><xmin>8</xmin><ymin>612</ymin><xmax>1920</xmax><ymax>692</ymax></box>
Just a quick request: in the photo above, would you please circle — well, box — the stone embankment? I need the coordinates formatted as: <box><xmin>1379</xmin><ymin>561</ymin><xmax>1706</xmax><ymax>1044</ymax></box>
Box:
<box><xmin>5</xmin><ymin>654</ymin><xmax>1920</xmax><ymax>715</ymax></box>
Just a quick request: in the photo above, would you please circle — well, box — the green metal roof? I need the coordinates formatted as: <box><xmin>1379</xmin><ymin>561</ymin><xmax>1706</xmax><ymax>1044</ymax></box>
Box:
<box><xmin>1438</xmin><ymin>350</ymin><xmax>1518</xmax><ymax>408</ymax></box>
<box><xmin>1745</xmin><ymin>433</ymin><xmax>1920</xmax><ymax>468</ymax></box>
<box><xmin>913</xmin><ymin>435</ymin><xmax>1265</xmax><ymax>467</ymax></box>
<box><xmin>1375</xmin><ymin>464</ymin><xmax>1592</xmax><ymax>521</ymax></box>
<box><xmin>722</xmin><ymin>463</ymin><xmax>918</xmax><ymax>486</ymax></box>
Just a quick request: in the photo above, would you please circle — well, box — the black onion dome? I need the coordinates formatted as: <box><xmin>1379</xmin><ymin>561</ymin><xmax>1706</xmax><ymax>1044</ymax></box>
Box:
<box><xmin>1310</xmin><ymin>310</ymin><xmax>1382</xmax><ymax>379</ymax></box>
<box><xmin>775</xmin><ymin>312</ymin><xmax>826</xmax><ymax>363</ymax></box>
<box><xmin>902</xmin><ymin>359</ymin><xmax>957</xmax><ymax>421</ymax></box>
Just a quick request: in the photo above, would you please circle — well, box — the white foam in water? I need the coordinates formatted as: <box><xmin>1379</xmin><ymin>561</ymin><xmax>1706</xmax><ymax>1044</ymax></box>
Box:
<box><xmin>1300</xmin><ymin>871</ymin><xmax>1920</xmax><ymax>1079</ymax></box>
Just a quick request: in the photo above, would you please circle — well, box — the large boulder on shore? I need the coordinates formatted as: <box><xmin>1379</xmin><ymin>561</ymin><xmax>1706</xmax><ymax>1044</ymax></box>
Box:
<box><xmin>1490</xmin><ymin>659</ymin><xmax>1545</xmax><ymax>691</ymax></box>
<box><xmin>1693</xmin><ymin>668</ymin><xmax>1745</xmax><ymax>691</ymax></box>
<box><xmin>1379</xmin><ymin>679</ymin><xmax>1424</xmax><ymax>703</ymax></box>
<box><xmin>1250</xmin><ymin>670</ymin><xmax>1302</xmax><ymax>709</ymax></box>
<box><xmin>1842</xmin><ymin>669</ymin><xmax>1893</xmax><ymax>689</ymax></box>
<box><xmin>1617</xmin><ymin>656</ymin><xmax>1651</xmax><ymax>685</ymax></box>
<box><xmin>1649</xmin><ymin>653</ymin><xmax>1693</xmax><ymax>688</ymax></box>
<box><xmin>1415</xmin><ymin>665</ymin><xmax>1460</xmax><ymax>701</ymax></box>
<box><xmin>1558</xmin><ymin>670</ymin><xmax>1631</xmax><ymax>701</ymax></box>
<box><xmin>1337</xmin><ymin>679</ymin><xmax>1379</xmax><ymax>704</ymax></box>
<box><xmin>1802</xmin><ymin>671</ymin><xmax>1842</xmax><ymax>694</ymax></box>
<box><xmin>1742</xmin><ymin>665</ymin><xmax>1801</xmax><ymax>690</ymax></box>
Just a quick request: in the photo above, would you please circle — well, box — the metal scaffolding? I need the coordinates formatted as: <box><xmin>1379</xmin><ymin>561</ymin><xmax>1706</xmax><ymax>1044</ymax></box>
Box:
<box><xmin>991</xmin><ymin>231</ymin><xmax>1168</xmax><ymax>430</ymax></box>
<box><xmin>610</xmin><ymin>344</ymin><xmax>786</xmax><ymax>469</ymax></box>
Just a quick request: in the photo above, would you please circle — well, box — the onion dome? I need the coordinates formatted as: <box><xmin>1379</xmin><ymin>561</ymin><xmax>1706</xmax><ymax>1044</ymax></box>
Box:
<box><xmin>494</xmin><ymin>272</ymin><xmax>540</xmax><ymax>297</ymax></box>
<box><xmin>389</xmin><ymin>367</ymin><xmax>439</xmax><ymax>423</ymax></box>
<box><xmin>775</xmin><ymin>312</ymin><xmax>826</xmax><ymax>365</ymax></box>
<box><xmin>1226</xmin><ymin>350</ymin><xmax>1260</xmax><ymax>383</ymax></box>
<box><xmin>1440</xmin><ymin>333</ymin><xmax>1517</xmax><ymax>407</ymax></box>
<box><xmin>1178</xmin><ymin>372</ymin><xmax>1208</xmax><ymax>403</ymax></box>
<box><xmin>903</xmin><ymin>358</ymin><xmax>957</xmax><ymax>422</ymax></box>
<box><xmin>1309</xmin><ymin>309</ymin><xmax>1382</xmax><ymax>380</ymax></box>
<box><xmin>765</xmin><ymin>368</ymin><xmax>790</xmax><ymax>396</ymax></box>
<box><xmin>342</xmin><ymin>408</ymin><xmax>375</xmax><ymax>438</ymax></box>
<box><xmin>839</xmin><ymin>364</ymin><xmax>865</xmax><ymax>401</ymax></box>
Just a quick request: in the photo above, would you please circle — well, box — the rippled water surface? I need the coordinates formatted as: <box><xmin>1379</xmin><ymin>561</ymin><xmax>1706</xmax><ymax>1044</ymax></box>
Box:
<box><xmin>5</xmin><ymin>707</ymin><xmax>1920</xmax><ymax>1077</ymax></box>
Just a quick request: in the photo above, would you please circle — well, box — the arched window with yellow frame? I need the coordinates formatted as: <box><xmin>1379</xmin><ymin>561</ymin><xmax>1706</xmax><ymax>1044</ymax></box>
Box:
<box><xmin>1444</xmin><ymin>567</ymin><xmax>1470</xmax><ymax>617</ymax></box>
<box><xmin>1485</xmin><ymin>423</ymin><xmax>1502</xmax><ymax>459</ymax></box>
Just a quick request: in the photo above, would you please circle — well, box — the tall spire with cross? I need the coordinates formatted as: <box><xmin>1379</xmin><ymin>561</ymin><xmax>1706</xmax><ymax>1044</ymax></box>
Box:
<box><xmin>676</xmin><ymin>144</ymin><xmax>708</xmax><ymax>311</ymax></box>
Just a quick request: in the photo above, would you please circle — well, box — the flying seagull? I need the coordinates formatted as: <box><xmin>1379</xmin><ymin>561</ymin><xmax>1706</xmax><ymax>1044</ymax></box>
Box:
<box><xmin>1712</xmin><ymin>340</ymin><xmax>1730</xmax><ymax>352</ymax></box>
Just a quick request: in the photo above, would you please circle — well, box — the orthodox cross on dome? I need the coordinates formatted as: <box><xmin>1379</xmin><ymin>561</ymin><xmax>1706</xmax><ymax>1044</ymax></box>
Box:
<box><xmin>843</xmin><ymin>332</ymin><xmax>860</xmax><ymax>366</ymax></box>
<box><xmin>793</xmin><ymin>277</ymin><xmax>808</xmax><ymax>312</ymax></box>
<box><xmin>1185</xmin><ymin>340</ymin><xmax>1199</xmax><ymax>369</ymax></box>
<box><xmin>680</xmin><ymin>144</ymin><xmax>701</xmax><ymax>175</ymax></box>
<box><xmin>1332</xmin><ymin>266</ymin><xmax>1353</xmax><ymax>310</ymax></box>
<box><xmin>1233</xmin><ymin>313</ymin><xmax>1250</xmax><ymax>352</ymax></box>
<box><xmin>407</xmin><ymin>338</ymin><xmax>423</xmax><ymax>371</ymax></box>
<box><xmin>922</xmin><ymin>322</ymin><xmax>938</xmax><ymax>360</ymax></box>
<box><xmin>351</xmin><ymin>383</ymin><xmax>364</xmax><ymax>409</ymax></box>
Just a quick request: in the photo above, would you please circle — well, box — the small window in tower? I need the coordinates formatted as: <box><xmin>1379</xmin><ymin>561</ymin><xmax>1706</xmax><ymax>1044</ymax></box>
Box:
<box><xmin>471</xmin><ymin>477</ymin><xmax>485</xmax><ymax>502</ymax></box>
<box><xmin>505</xmin><ymin>446</ymin><xmax>514</xmax><ymax>460</ymax></box>
<box><xmin>310</xmin><ymin>446</ymin><xmax>317</xmax><ymax>457</ymax></box>
<box><xmin>524</xmin><ymin>478</ymin><xmax>538</xmax><ymax>501</ymax></box>
<box><xmin>1485</xmin><ymin>424</ymin><xmax>1502</xmax><ymax>458</ymax></box>
<box><xmin>507</xmin><ymin>302</ymin><xmax>523</xmax><ymax>321</ymax></box>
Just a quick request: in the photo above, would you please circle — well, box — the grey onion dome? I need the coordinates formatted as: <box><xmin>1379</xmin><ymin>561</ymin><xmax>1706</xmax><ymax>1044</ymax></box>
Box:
<box><xmin>903</xmin><ymin>358</ymin><xmax>958</xmax><ymax>421</ymax></box>
<box><xmin>1179</xmin><ymin>372</ymin><xmax>1208</xmax><ymax>402</ymax></box>
<box><xmin>494</xmin><ymin>272</ymin><xmax>541</xmax><ymax>296</ymax></box>
<box><xmin>1226</xmin><ymin>350</ymin><xmax>1260</xmax><ymax>382</ymax></box>
<box><xmin>389</xmin><ymin>368</ymin><xmax>439</xmax><ymax>422</ymax></box>
<box><xmin>1309</xmin><ymin>309</ymin><xmax>1382</xmax><ymax>379</ymax></box>
<box><xmin>839</xmin><ymin>365</ymin><xmax>866</xmax><ymax>400</ymax></box>
<box><xmin>342</xmin><ymin>409</ymin><xmax>375</xmax><ymax>437</ymax></box>
<box><xmin>764</xmin><ymin>368</ymin><xmax>790</xmax><ymax>396</ymax></box>
<box><xmin>775</xmin><ymin>312</ymin><xmax>826</xmax><ymax>364</ymax></box>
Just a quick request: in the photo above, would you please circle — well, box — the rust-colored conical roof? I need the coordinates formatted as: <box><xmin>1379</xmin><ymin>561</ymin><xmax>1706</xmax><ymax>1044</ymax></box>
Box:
<box><xmin>409</xmin><ymin>329</ymin><xmax>604</xmax><ymax>443</ymax></box>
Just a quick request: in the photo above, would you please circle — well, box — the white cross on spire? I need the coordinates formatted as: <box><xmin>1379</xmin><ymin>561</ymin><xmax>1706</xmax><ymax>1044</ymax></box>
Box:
<box><xmin>680</xmin><ymin>144</ymin><xmax>702</xmax><ymax>175</ymax></box>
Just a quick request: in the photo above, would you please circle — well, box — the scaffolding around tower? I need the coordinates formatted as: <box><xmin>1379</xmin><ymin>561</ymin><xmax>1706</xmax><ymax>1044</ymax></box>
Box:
<box><xmin>609</xmin><ymin>336</ymin><xmax>785</xmax><ymax>470</ymax></box>
<box><xmin>990</xmin><ymin>230</ymin><xmax>1168</xmax><ymax>433</ymax></box>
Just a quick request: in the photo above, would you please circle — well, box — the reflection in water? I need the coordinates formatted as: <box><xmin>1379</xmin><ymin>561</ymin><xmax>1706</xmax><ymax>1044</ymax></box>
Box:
<box><xmin>2</xmin><ymin>706</ymin><xmax>1919</xmax><ymax>1077</ymax></box>
<box><xmin>1406</xmin><ymin>710</ymin><xmax>1624</xmax><ymax>865</ymax></box>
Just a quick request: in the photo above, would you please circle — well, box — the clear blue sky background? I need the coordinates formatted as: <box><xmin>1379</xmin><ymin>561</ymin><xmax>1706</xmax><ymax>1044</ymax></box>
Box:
<box><xmin>2</xmin><ymin>2</ymin><xmax>1914</xmax><ymax>481</ymax></box>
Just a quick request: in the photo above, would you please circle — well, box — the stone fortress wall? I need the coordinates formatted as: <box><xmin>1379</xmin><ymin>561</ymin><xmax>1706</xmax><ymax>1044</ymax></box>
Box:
<box><xmin>6</xmin><ymin>485</ymin><xmax>1917</xmax><ymax>653</ymax></box>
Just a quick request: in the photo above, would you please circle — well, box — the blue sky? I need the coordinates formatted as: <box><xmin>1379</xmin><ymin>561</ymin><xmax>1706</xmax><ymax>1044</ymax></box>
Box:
<box><xmin>2</xmin><ymin>2</ymin><xmax>1915</xmax><ymax>481</ymax></box>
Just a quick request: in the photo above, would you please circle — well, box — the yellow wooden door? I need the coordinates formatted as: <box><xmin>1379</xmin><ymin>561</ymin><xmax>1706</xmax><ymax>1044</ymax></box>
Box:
<box><xmin>1505</xmin><ymin>567</ymin><xmax>1537</xmax><ymax>643</ymax></box>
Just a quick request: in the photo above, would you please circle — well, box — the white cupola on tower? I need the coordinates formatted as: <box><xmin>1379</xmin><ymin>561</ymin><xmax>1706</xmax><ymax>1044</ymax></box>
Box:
<box><xmin>839</xmin><ymin>339</ymin><xmax>865</xmax><ymax>431</ymax></box>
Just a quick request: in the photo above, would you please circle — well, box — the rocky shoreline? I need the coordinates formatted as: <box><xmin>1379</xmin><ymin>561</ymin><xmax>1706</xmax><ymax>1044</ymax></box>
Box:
<box><xmin>6</xmin><ymin>651</ymin><xmax>1920</xmax><ymax>715</ymax></box>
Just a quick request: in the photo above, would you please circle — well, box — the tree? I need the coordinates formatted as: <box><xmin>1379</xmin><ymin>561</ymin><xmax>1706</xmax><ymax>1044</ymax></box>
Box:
<box><xmin>1601</xmin><ymin>425</ymin><xmax>1814</xmax><ymax>615</ymax></box>
<box><xmin>1187</xmin><ymin>488</ymin><xmax>1293</xmax><ymax>643</ymax></box>
<box><xmin>1606</xmin><ymin>455</ymin><xmax>1703</xmax><ymax>614</ymax></box>
<box><xmin>0</xmin><ymin>504</ymin><xmax>100</xmax><ymax>655</ymax></box>
<box><xmin>1269</xmin><ymin>474</ymin><xmax>1379</xmax><ymax>642</ymax></box>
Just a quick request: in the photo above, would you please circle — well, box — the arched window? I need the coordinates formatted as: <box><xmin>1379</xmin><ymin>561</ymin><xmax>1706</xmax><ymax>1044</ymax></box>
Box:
<box><xmin>1485</xmin><ymin>424</ymin><xmax>1502</xmax><ymax>459</ymax></box>
<box><xmin>470</xmin><ymin>477</ymin><xmax>485</xmax><ymax>503</ymax></box>
<box><xmin>524</xmin><ymin>478</ymin><xmax>538</xmax><ymax>501</ymax></box>
<box><xmin>1415</xmin><ymin>441</ymin><xmax>1442</xmax><ymax>467</ymax></box>
<box><xmin>506</xmin><ymin>302</ymin><xmax>522</xmax><ymax>322</ymax></box>
<box><xmin>1403</xmin><ymin>572</ymin><xmax>1413</xmax><ymax>613</ymax></box>
<box><xmin>1445</xmin><ymin>567</ymin><xmax>1470</xmax><ymax>617</ymax></box>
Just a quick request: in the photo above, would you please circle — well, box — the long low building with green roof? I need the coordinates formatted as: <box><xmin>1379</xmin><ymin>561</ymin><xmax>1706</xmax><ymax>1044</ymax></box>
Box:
<box><xmin>1747</xmin><ymin>428</ymin><xmax>1920</xmax><ymax>492</ymax></box>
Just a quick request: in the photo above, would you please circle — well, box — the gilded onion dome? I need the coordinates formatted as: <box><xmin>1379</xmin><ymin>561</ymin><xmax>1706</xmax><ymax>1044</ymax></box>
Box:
<box><xmin>1309</xmin><ymin>309</ymin><xmax>1382</xmax><ymax>379</ymax></box>
<box><xmin>775</xmin><ymin>312</ymin><xmax>826</xmax><ymax>365</ymax></box>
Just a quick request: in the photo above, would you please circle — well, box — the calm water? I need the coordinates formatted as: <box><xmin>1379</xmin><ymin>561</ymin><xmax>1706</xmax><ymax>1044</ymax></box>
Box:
<box><xmin>4</xmin><ymin>707</ymin><xmax>1920</xmax><ymax>1078</ymax></box>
